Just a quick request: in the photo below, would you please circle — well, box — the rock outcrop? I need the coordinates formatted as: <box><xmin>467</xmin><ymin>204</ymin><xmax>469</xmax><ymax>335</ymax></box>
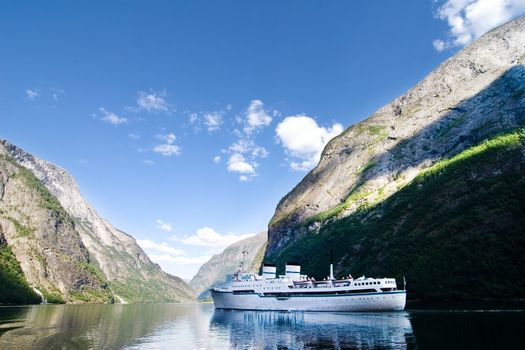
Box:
<box><xmin>0</xmin><ymin>141</ymin><xmax>194</xmax><ymax>303</ymax></box>
<box><xmin>267</xmin><ymin>16</ymin><xmax>525</xmax><ymax>256</ymax></box>
<box><xmin>190</xmin><ymin>231</ymin><xmax>266</xmax><ymax>299</ymax></box>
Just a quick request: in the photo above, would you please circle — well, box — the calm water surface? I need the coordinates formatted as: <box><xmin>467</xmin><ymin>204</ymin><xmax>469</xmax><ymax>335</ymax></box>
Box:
<box><xmin>0</xmin><ymin>303</ymin><xmax>523</xmax><ymax>349</ymax></box>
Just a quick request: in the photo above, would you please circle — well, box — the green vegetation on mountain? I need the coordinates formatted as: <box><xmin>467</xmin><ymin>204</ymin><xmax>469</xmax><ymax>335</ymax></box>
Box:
<box><xmin>11</xmin><ymin>164</ymin><xmax>66</xmax><ymax>215</ymax></box>
<box><xmin>2</xmin><ymin>140</ymin><xmax>195</xmax><ymax>304</ymax></box>
<box><xmin>266</xmin><ymin>127</ymin><xmax>525</xmax><ymax>301</ymax></box>
<box><xmin>0</xmin><ymin>243</ymin><xmax>40</xmax><ymax>304</ymax></box>
<box><xmin>0</xmin><ymin>152</ymin><xmax>114</xmax><ymax>304</ymax></box>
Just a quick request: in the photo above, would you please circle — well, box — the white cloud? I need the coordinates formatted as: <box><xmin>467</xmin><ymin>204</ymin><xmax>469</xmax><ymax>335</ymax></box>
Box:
<box><xmin>188</xmin><ymin>112</ymin><xmax>199</xmax><ymax>124</ymax></box>
<box><xmin>178</xmin><ymin>227</ymin><xmax>255</xmax><ymax>249</ymax></box>
<box><xmin>203</xmin><ymin>111</ymin><xmax>223</xmax><ymax>132</ymax></box>
<box><xmin>137</xmin><ymin>239</ymin><xmax>185</xmax><ymax>256</ymax></box>
<box><xmin>156</xmin><ymin>133</ymin><xmax>176</xmax><ymax>144</ymax></box>
<box><xmin>227</xmin><ymin>153</ymin><xmax>256</xmax><ymax>174</ymax></box>
<box><xmin>244</xmin><ymin>99</ymin><xmax>273</xmax><ymax>134</ymax></box>
<box><xmin>155</xmin><ymin>219</ymin><xmax>173</xmax><ymax>232</ymax></box>
<box><xmin>433</xmin><ymin>0</ymin><xmax>525</xmax><ymax>51</ymax></box>
<box><xmin>153</xmin><ymin>144</ymin><xmax>181</xmax><ymax>156</ymax></box>
<box><xmin>252</xmin><ymin>145</ymin><xmax>269</xmax><ymax>158</ymax></box>
<box><xmin>99</xmin><ymin>107</ymin><xmax>128</xmax><ymax>125</ymax></box>
<box><xmin>128</xmin><ymin>132</ymin><xmax>140</xmax><ymax>140</ymax></box>
<box><xmin>276</xmin><ymin>115</ymin><xmax>343</xmax><ymax>171</ymax></box>
<box><xmin>143</xmin><ymin>159</ymin><xmax>155</xmax><ymax>165</ymax></box>
<box><xmin>213</xmin><ymin>156</ymin><xmax>222</xmax><ymax>164</ymax></box>
<box><xmin>220</xmin><ymin>101</ymin><xmax>274</xmax><ymax>181</ymax></box>
<box><xmin>432</xmin><ymin>39</ymin><xmax>447</xmax><ymax>51</ymax></box>
<box><xmin>153</xmin><ymin>132</ymin><xmax>181</xmax><ymax>156</ymax></box>
<box><xmin>148</xmin><ymin>254</ymin><xmax>212</xmax><ymax>265</ymax></box>
<box><xmin>137</xmin><ymin>90</ymin><xmax>170</xmax><ymax>112</ymax></box>
<box><xmin>25</xmin><ymin>89</ymin><xmax>39</xmax><ymax>100</ymax></box>
<box><xmin>51</xmin><ymin>88</ymin><xmax>65</xmax><ymax>101</ymax></box>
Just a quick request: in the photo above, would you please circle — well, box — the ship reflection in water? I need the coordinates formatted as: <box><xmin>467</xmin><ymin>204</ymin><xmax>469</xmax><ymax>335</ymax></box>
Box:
<box><xmin>211</xmin><ymin>309</ymin><xmax>414</xmax><ymax>349</ymax></box>
<box><xmin>1</xmin><ymin>303</ymin><xmax>524</xmax><ymax>349</ymax></box>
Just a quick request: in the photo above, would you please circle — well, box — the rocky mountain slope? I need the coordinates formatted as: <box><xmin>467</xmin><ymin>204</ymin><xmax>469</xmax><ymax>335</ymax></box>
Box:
<box><xmin>266</xmin><ymin>127</ymin><xmax>525</xmax><ymax>300</ymax></box>
<box><xmin>0</xmin><ymin>150</ymin><xmax>112</xmax><ymax>304</ymax></box>
<box><xmin>0</xmin><ymin>141</ymin><xmax>194</xmax><ymax>303</ymax></box>
<box><xmin>267</xmin><ymin>16</ymin><xmax>525</xmax><ymax>257</ymax></box>
<box><xmin>190</xmin><ymin>232</ymin><xmax>266</xmax><ymax>299</ymax></box>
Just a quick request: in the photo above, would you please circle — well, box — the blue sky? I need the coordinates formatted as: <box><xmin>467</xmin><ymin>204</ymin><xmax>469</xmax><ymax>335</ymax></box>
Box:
<box><xmin>2</xmin><ymin>1</ymin><xmax>523</xmax><ymax>279</ymax></box>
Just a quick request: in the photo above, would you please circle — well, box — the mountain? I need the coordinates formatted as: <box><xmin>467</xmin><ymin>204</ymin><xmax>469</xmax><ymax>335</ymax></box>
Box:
<box><xmin>264</xmin><ymin>17</ymin><xmax>525</xmax><ymax>300</ymax></box>
<box><xmin>0</xmin><ymin>149</ymin><xmax>111</xmax><ymax>304</ymax></box>
<box><xmin>0</xmin><ymin>140</ymin><xmax>194</xmax><ymax>303</ymax></box>
<box><xmin>190</xmin><ymin>232</ymin><xmax>267</xmax><ymax>299</ymax></box>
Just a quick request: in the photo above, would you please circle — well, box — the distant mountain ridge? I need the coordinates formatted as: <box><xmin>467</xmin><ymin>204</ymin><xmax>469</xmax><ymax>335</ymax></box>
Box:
<box><xmin>0</xmin><ymin>140</ymin><xmax>194</xmax><ymax>303</ymax></box>
<box><xmin>190</xmin><ymin>231</ymin><xmax>266</xmax><ymax>299</ymax></box>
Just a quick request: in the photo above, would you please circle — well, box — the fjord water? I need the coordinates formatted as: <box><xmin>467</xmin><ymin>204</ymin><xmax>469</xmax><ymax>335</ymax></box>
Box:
<box><xmin>0</xmin><ymin>304</ymin><xmax>523</xmax><ymax>349</ymax></box>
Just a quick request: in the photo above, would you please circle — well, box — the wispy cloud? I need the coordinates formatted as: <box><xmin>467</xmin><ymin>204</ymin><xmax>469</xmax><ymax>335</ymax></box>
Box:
<box><xmin>155</xmin><ymin>219</ymin><xmax>173</xmax><ymax>232</ymax></box>
<box><xmin>25</xmin><ymin>89</ymin><xmax>39</xmax><ymax>100</ymax></box>
<box><xmin>221</xmin><ymin>100</ymin><xmax>275</xmax><ymax>181</ymax></box>
<box><xmin>137</xmin><ymin>238</ymin><xmax>211</xmax><ymax>266</ymax></box>
<box><xmin>203</xmin><ymin>111</ymin><xmax>223</xmax><ymax>132</ymax></box>
<box><xmin>137</xmin><ymin>90</ymin><xmax>170</xmax><ymax>112</ymax></box>
<box><xmin>99</xmin><ymin>107</ymin><xmax>128</xmax><ymax>125</ymax></box>
<box><xmin>128</xmin><ymin>132</ymin><xmax>141</xmax><ymax>140</ymax></box>
<box><xmin>276</xmin><ymin>115</ymin><xmax>343</xmax><ymax>171</ymax></box>
<box><xmin>213</xmin><ymin>156</ymin><xmax>222</xmax><ymax>164</ymax></box>
<box><xmin>153</xmin><ymin>132</ymin><xmax>181</xmax><ymax>156</ymax></box>
<box><xmin>137</xmin><ymin>238</ymin><xmax>185</xmax><ymax>256</ymax></box>
<box><xmin>143</xmin><ymin>159</ymin><xmax>155</xmax><ymax>165</ymax></box>
<box><xmin>173</xmin><ymin>227</ymin><xmax>254</xmax><ymax>250</ymax></box>
<box><xmin>244</xmin><ymin>99</ymin><xmax>273</xmax><ymax>134</ymax></box>
<box><xmin>433</xmin><ymin>0</ymin><xmax>525</xmax><ymax>51</ymax></box>
<box><xmin>147</xmin><ymin>254</ymin><xmax>212</xmax><ymax>265</ymax></box>
<box><xmin>186</xmin><ymin>108</ymin><xmax>228</xmax><ymax>133</ymax></box>
<box><xmin>51</xmin><ymin>88</ymin><xmax>65</xmax><ymax>101</ymax></box>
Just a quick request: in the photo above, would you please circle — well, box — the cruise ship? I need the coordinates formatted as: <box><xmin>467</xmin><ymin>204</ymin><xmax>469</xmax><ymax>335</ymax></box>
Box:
<box><xmin>210</xmin><ymin>263</ymin><xmax>406</xmax><ymax>312</ymax></box>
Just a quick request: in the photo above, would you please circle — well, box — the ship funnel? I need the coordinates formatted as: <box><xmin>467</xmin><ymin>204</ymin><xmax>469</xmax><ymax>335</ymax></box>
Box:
<box><xmin>262</xmin><ymin>264</ymin><xmax>276</xmax><ymax>279</ymax></box>
<box><xmin>285</xmin><ymin>263</ymin><xmax>301</xmax><ymax>281</ymax></box>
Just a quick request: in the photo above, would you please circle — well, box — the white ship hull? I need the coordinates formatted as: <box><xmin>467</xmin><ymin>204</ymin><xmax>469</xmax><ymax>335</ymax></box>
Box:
<box><xmin>211</xmin><ymin>290</ymin><xmax>406</xmax><ymax>312</ymax></box>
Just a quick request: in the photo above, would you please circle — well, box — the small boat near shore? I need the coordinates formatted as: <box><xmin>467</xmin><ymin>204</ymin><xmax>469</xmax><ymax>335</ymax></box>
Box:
<box><xmin>210</xmin><ymin>262</ymin><xmax>406</xmax><ymax>312</ymax></box>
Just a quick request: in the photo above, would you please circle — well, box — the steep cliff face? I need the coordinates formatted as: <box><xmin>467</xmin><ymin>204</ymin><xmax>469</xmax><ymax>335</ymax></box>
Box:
<box><xmin>0</xmin><ymin>151</ymin><xmax>112</xmax><ymax>304</ymax></box>
<box><xmin>266</xmin><ymin>128</ymin><xmax>525</xmax><ymax>300</ymax></box>
<box><xmin>190</xmin><ymin>232</ymin><xmax>266</xmax><ymax>299</ymax></box>
<box><xmin>1</xmin><ymin>141</ymin><xmax>194</xmax><ymax>303</ymax></box>
<box><xmin>267</xmin><ymin>16</ymin><xmax>525</xmax><ymax>256</ymax></box>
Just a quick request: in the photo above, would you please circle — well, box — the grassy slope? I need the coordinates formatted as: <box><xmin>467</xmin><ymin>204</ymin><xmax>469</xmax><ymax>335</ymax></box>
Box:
<box><xmin>266</xmin><ymin>128</ymin><xmax>525</xmax><ymax>301</ymax></box>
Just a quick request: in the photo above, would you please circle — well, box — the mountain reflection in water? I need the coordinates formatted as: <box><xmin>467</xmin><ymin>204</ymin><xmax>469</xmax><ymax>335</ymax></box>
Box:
<box><xmin>1</xmin><ymin>303</ymin><xmax>524</xmax><ymax>349</ymax></box>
